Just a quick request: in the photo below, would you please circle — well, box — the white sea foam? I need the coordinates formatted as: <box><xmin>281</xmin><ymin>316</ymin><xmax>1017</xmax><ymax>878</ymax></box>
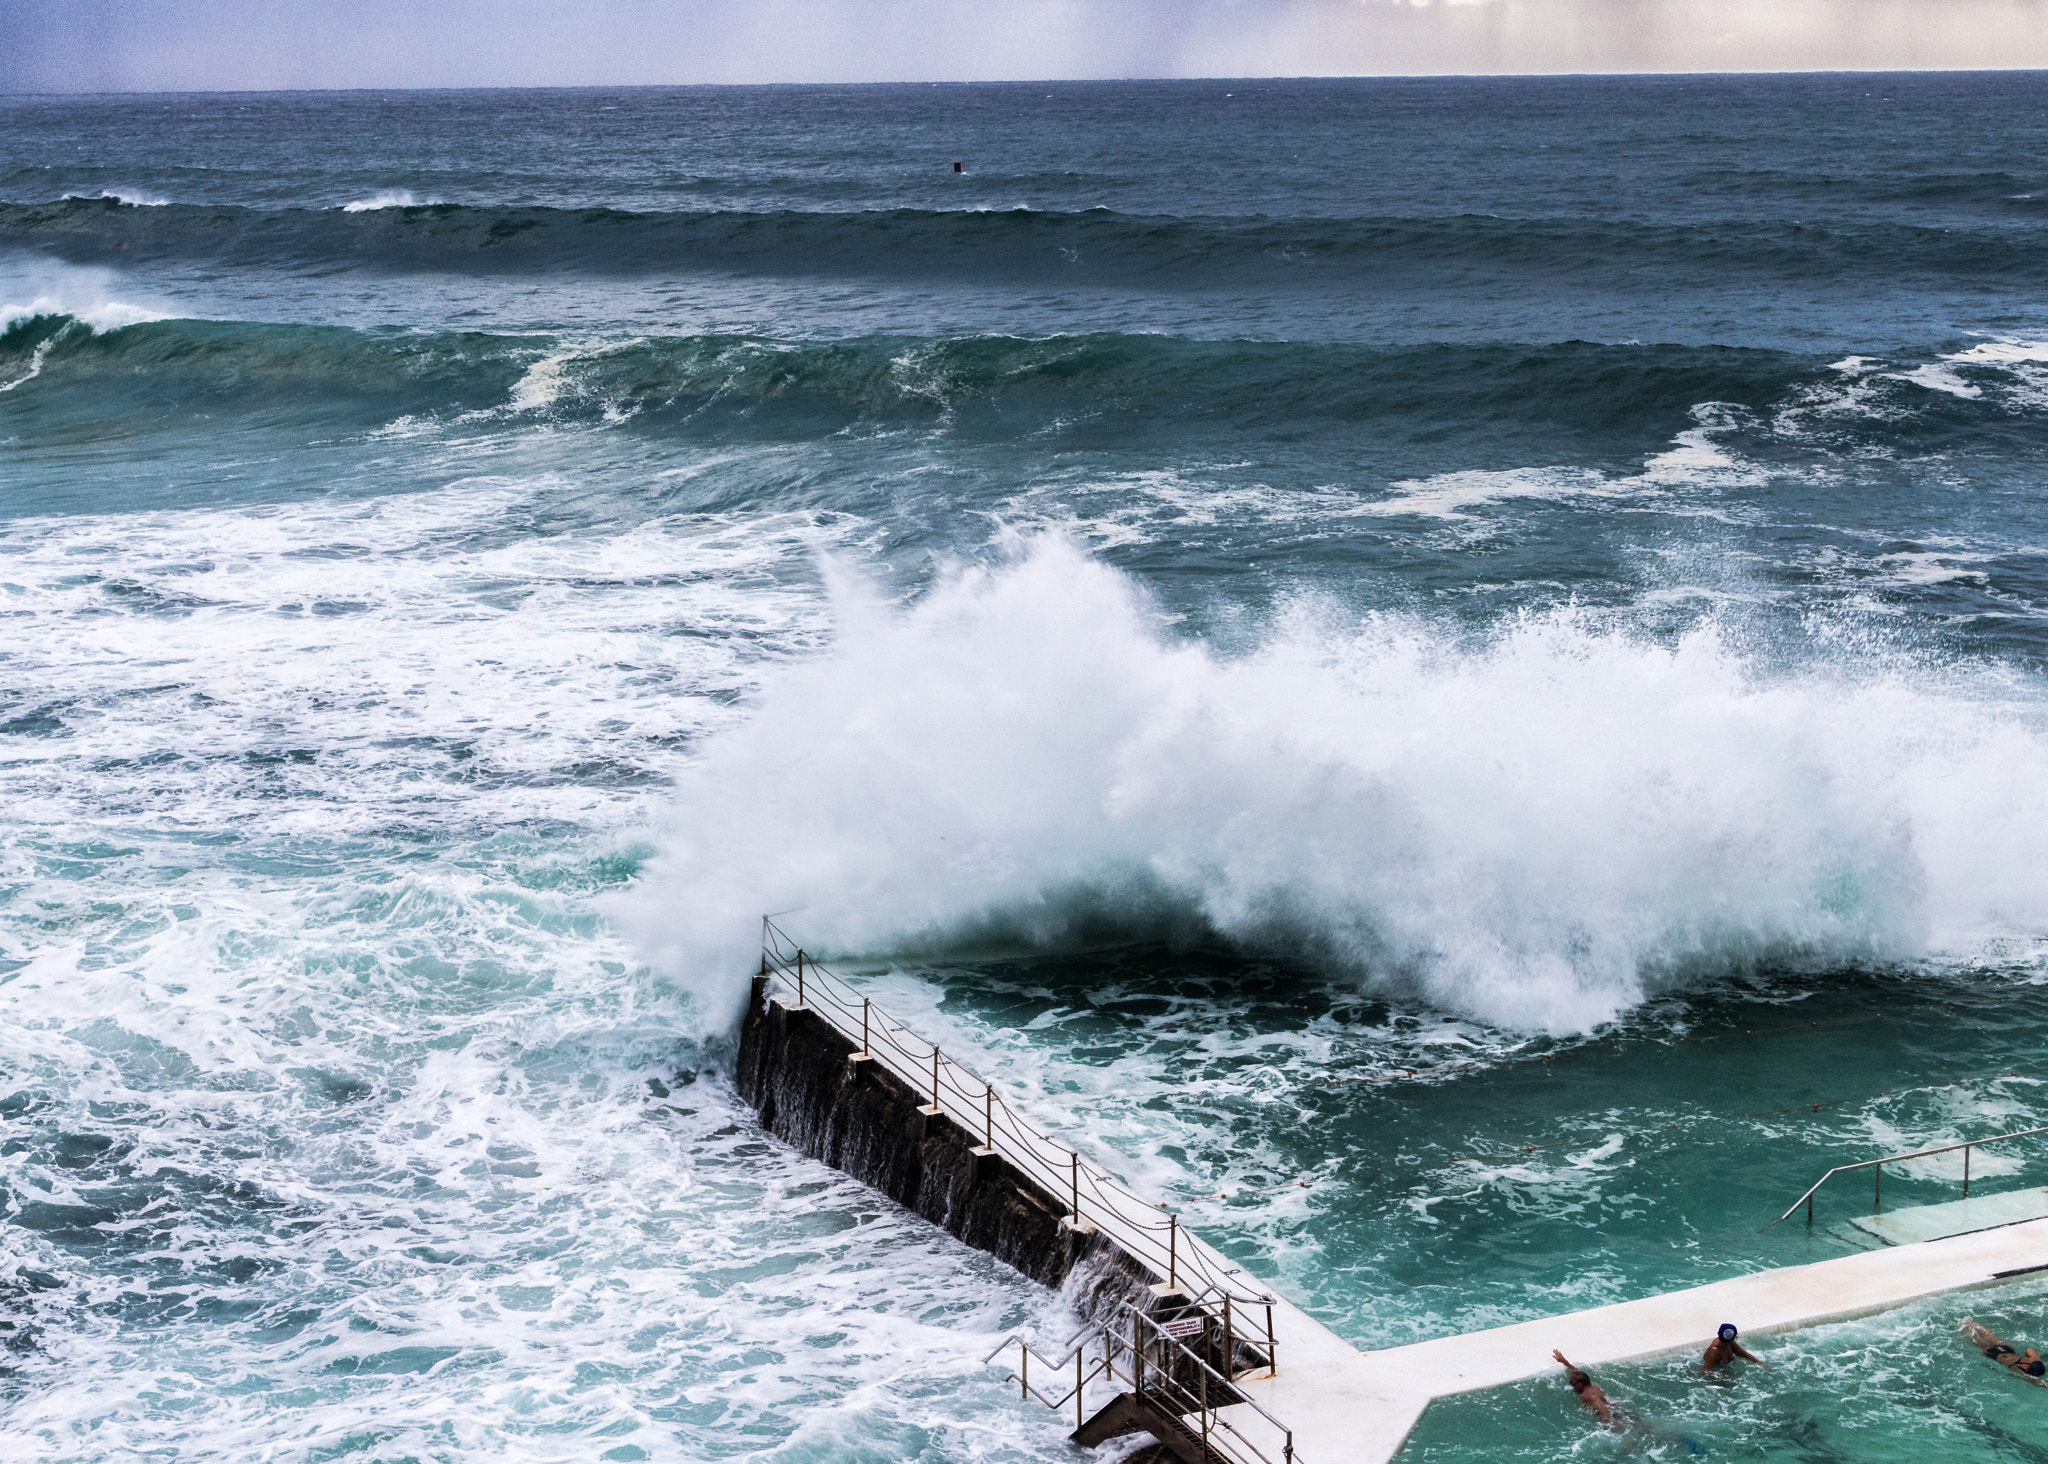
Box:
<box><xmin>506</xmin><ymin>345</ymin><xmax>584</xmax><ymax>412</ymax></box>
<box><xmin>0</xmin><ymin>479</ymin><xmax>842</xmax><ymax>840</ymax></box>
<box><xmin>1</xmin><ymin>276</ymin><xmax>169</xmax><ymax>334</ymax></box>
<box><xmin>1366</xmin><ymin>465</ymin><xmax>1622</xmax><ymax>518</ymax></box>
<box><xmin>0</xmin><ymin>335</ymin><xmax>56</xmax><ymax>391</ymax></box>
<box><xmin>998</xmin><ymin>467</ymin><xmax>1370</xmax><ymax>548</ymax></box>
<box><xmin>341</xmin><ymin>189</ymin><xmax>440</xmax><ymax>212</ymax></box>
<box><xmin>1358</xmin><ymin>410</ymin><xmax>1767</xmax><ymax>523</ymax></box>
<box><xmin>0</xmin><ymin>477</ymin><xmax>1094</xmax><ymax>1464</ymax></box>
<box><xmin>1869</xmin><ymin>549</ymin><xmax>1995</xmax><ymax>587</ymax></box>
<box><xmin>1939</xmin><ymin>336</ymin><xmax>2048</xmax><ymax>366</ymax></box>
<box><xmin>630</xmin><ymin>535</ymin><xmax>2048</xmax><ymax>1034</ymax></box>
<box><xmin>1887</xmin><ymin>362</ymin><xmax>1982</xmax><ymax>399</ymax></box>
<box><xmin>1821</xmin><ymin>338</ymin><xmax>2048</xmax><ymax>407</ymax></box>
<box><xmin>62</xmin><ymin>187</ymin><xmax>168</xmax><ymax>207</ymax></box>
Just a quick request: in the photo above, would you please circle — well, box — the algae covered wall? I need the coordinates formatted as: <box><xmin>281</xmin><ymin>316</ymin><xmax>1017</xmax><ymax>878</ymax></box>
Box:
<box><xmin>734</xmin><ymin>977</ymin><xmax>1154</xmax><ymax>1319</ymax></box>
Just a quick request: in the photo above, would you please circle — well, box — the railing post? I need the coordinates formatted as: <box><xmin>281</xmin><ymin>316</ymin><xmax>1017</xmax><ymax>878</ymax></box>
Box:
<box><xmin>932</xmin><ymin>1046</ymin><xmax>940</xmax><ymax>1106</ymax></box>
<box><xmin>1021</xmin><ymin>1342</ymin><xmax>1027</xmax><ymax>1402</ymax></box>
<box><xmin>1224</xmin><ymin>1294</ymin><xmax>1234</xmax><ymax>1382</ymax></box>
<box><xmin>861</xmin><ymin>998</ymin><xmax>869</xmax><ymax>1054</ymax></box>
<box><xmin>1874</xmin><ymin>1160</ymin><xmax>1881</xmax><ymax>1213</ymax></box>
<box><xmin>1076</xmin><ymin>1345</ymin><xmax>1084</xmax><ymax>1431</ymax></box>
<box><xmin>1266</xmin><ymin>1303</ymin><xmax>1275</xmax><ymax>1376</ymax></box>
<box><xmin>1071</xmin><ymin>1153</ymin><xmax>1079</xmax><ymax>1221</ymax></box>
<box><xmin>1285</xmin><ymin>1428</ymin><xmax>1294</xmax><ymax>1464</ymax></box>
<box><xmin>1807</xmin><ymin>1191</ymin><xmax>1814</xmax><ymax>1226</ymax></box>
<box><xmin>796</xmin><ymin>949</ymin><xmax>805</xmax><ymax>1007</ymax></box>
<box><xmin>985</xmin><ymin>1083</ymin><xmax>994</xmax><ymax>1150</ymax></box>
<box><xmin>1964</xmin><ymin>1142</ymin><xmax>1972</xmax><ymax>1198</ymax></box>
<box><xmin>1199</xmin><ymin>1352</ymin><xmax>1209</xmax><ymax>1453</ymax></box>
<box><xmin>1169</xmin><ymin>1215</ymin><xmax>1178</xmax><ymax>1289</ymax></box>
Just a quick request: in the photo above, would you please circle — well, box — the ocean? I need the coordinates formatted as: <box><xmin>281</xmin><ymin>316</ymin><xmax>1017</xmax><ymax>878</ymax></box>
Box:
<box><xmin>5</xmin><ymin>73</ymin><xmax>2048</xmax><ymax>1462</ymax></box>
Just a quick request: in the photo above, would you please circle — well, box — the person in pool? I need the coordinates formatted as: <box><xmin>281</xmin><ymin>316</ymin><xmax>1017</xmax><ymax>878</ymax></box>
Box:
<box><xmin>1702</xmin><ymin>1323</ymin><xmax>1769</xmax><ymax>1373</ymax></box>
<box><xmin>1985</xmin><ymin>1339</ymin><xmax>2047</xmax><ymax>1377</ymax></box>
<box><xmin>1554</xmin><ymin>1349</ymin><xmax>1710</xmax><ymax>1455</ymax></box>
<box><xmin>1552</xmin><ymin>1349</ymin><xmax>1620</xmax><ymax>1428</ymax></box>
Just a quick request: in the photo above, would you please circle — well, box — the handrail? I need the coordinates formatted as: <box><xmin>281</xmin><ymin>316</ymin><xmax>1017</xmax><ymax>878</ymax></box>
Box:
<box><xmin>1125</xmin><ymin>1304</ymin><xmax>1294</xmax><ymax>1453</ymax></box>
<box><xmin>757</xmin><ymin>917</ymin><xmax>1281</xmax><ymax>1317</ymax></box>
<box><xmin>1775</xmin><ymin>1123</ymin><xmax>2048</xmax><ymax>1225</ymax></box>
<box><xmin>984</xmin><ymin>1299</ymin><xmax>1297</xmax><ymax>1464</ymax></box>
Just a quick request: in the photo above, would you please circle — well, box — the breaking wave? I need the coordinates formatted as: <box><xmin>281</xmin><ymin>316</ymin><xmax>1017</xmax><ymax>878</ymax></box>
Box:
<box><xmin>0</xmin><ymin>312</ymin><xmax>1863</xmax><ymax>449</ymax></box>
<box><xmin>629</xmin><ymin>537</ymin><xmax>2048</xmax><ymax>1033</ymax></box>
<box><xmin>341</xmin><ymin>189</ymin><xmax>439</xmax><ymax>212</ymax></box>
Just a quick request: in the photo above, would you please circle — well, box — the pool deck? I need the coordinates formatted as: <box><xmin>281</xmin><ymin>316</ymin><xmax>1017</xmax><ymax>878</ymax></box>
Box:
<box><xmin>1255</xmin><ymin>1211</ymin><xmax>2048</xmax><ymax>1463</ymax></box>
<box><xmin>1848</xmin><ymin>1184</ymin><xmax>2048</xmax><ymax>1246</ymax></box>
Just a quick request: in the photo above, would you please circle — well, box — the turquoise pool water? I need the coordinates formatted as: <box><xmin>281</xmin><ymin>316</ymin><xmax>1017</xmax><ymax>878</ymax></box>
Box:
<box><xmin>862</xmin><ymin>947</ymin><xmax>2048</xmax><ymax>1458</ymax></box>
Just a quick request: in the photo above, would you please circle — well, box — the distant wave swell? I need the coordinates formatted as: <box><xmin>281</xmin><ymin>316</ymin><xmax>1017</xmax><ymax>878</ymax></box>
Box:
<box><xmin>3</xmin><ymin>196</ymin><xmax>2043</xmax><ymax>290</ymax></box>
<box><xmin>0</xmin><ymin>311</ymin><xmax>1820</xmax><ymax>445</ymax></box>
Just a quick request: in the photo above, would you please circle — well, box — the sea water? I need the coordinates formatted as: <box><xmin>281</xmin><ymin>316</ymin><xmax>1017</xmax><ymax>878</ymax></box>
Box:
<box><xmin>4</xmin><ymin>75</ymin><xmax>2048</xmax><ymax>1462</ymax></box>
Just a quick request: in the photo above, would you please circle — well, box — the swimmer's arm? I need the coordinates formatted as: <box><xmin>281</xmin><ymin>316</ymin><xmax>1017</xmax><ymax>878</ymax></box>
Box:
<box><xmin>1735</xmin><ymin>1342</ymin><xmax>1769</xmax><ymax>1368</ymax></box>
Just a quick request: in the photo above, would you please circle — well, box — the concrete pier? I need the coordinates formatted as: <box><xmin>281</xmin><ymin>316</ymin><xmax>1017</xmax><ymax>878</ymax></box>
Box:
<box><xmin>735</xmin><ymin>964</ymin><xmax>1372</xmax><ymax>1462</ymax></box>
<box><xmin>735</xmin><ymin>983</ymin><xmax>1154</xmax><ymax>1316</ymax></box>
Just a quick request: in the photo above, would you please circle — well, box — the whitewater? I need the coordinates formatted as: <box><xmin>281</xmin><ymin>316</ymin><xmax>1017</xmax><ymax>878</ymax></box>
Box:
<box><xmin>7</xmin><ymin>75</ymin><xmax>2048</xmax><ymax>1463</ymax></box>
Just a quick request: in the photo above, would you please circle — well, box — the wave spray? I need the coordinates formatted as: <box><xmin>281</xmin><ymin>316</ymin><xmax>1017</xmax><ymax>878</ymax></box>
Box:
<box><xmin>631</xmin><ymin>537</ymin><xmax>2048</xmax><ymax>1032</ymax></box>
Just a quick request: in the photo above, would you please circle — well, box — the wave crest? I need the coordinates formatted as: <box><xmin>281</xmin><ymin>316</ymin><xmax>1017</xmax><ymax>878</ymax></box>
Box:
<box><xmin>628</xmin><ymin>537</ymin><xmax>2048</xmax><ymax>1033</ymax></box>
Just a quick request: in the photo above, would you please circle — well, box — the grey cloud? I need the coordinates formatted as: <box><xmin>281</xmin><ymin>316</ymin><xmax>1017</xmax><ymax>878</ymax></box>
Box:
<box><xmin>4</xmin><ymin>0</ymin><xmax>2048</xmax><ymax>92</ymax></box>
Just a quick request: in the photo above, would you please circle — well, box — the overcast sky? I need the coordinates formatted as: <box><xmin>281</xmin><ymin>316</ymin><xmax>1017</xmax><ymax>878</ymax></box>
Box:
<box><xmin>6</xmin><ymin>0</ymin><xmax>2048</xmax><ymax>92</ymax></box>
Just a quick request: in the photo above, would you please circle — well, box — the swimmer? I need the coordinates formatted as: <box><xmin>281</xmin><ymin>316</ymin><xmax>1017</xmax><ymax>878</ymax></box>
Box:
<box><xmin>1702</xmin><ymin>1323</ymin><xmax>1769</xmax><ymax>1373</ymax></box>
<box><xmin>1554</xmin><ymin>1348</ymin><xmax>1710</xmax><ymax>1454</ymax></box>
<box><xmin>1552</xmin><ymin>1349</ymin><xmax>1619</xmax><ymax>1428</ymax></box>
<box><xmin>1988</xmin><ymin>1340</ymin><xmax>2046</xmax><ymax>1377</ymax></box>
<box><xmin>1964</xmin><ymin>1319</ymin><xmax>2048</xmax><ymax>1382</ymax></box>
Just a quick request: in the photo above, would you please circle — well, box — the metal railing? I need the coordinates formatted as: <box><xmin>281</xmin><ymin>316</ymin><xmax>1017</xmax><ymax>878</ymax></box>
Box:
<box><xmin>1776</xmin><ymin>1123</ymin><xmax>2048</xmax><ymax>1226</ymax></box>
<box><xmin>985</xmin><ymin>1299</ymin><xmax>1297</xmax><ymax>1464</ymax></box>
<box><xmin>758</xmin><ymin>918</ymin><xmax>1282</xmax><ymax>1346</ymax></box>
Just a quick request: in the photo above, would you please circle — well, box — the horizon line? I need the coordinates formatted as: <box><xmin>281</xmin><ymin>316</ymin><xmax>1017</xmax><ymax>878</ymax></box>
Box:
<box><xmin>6</xmin><ymin>66</ymin><xmax>2048</xmax><ymax>100</ymax></box>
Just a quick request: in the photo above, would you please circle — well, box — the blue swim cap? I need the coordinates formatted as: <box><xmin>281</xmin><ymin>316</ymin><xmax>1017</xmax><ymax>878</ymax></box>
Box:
<box><xmin>2028</xmin><ymin>1360</ymin><xmax>2046</xmax><ymax>1378</ymax></box>
<box><xmin>1717</xmin><ymin>1324</ymin><xmax>1738</xmax><ymax>1341</ymax></box>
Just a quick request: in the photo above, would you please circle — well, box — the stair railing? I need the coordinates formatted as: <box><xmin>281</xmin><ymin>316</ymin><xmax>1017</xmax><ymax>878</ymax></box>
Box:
<box><xmin>985</xmin><ymin>1300</ymin><xmax>1297</xmax><ymax>1464</ymax></box>
<box><xmin>980</xmin><ymin>1320</ymin><xmax>1116</xmax><ymax>1431</ymax></box>
<box><xmin>1775</xmin><ymin>1123</ymin><xmax>2048</xmax><ymax>1226</ymax></box>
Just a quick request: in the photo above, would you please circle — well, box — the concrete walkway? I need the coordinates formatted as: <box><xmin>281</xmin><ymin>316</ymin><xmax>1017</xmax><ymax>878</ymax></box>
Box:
<box><xmin>1075</xmin><ymin>1152</ymin><xmax>2048</xmax><ymax>1461</ymax></box>
<box><xmin>1849</xmin><ymin>1185</ymin><xmax>2048</xmax><ymax>1246</ymax></box>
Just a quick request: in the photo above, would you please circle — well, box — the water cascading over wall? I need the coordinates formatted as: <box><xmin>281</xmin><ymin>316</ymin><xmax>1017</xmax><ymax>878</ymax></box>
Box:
<box><xmin>734</xmin><ymin>977</ymin><xmax>1156</xmax><ymax>1320</ymax></box>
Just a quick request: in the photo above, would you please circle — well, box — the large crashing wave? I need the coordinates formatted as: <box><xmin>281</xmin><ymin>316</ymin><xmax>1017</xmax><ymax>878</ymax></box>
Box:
<box><xmin>629</xmin><ymin>536</ymin><xmax>2048</xmax><ymax>1033</ymax></box>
